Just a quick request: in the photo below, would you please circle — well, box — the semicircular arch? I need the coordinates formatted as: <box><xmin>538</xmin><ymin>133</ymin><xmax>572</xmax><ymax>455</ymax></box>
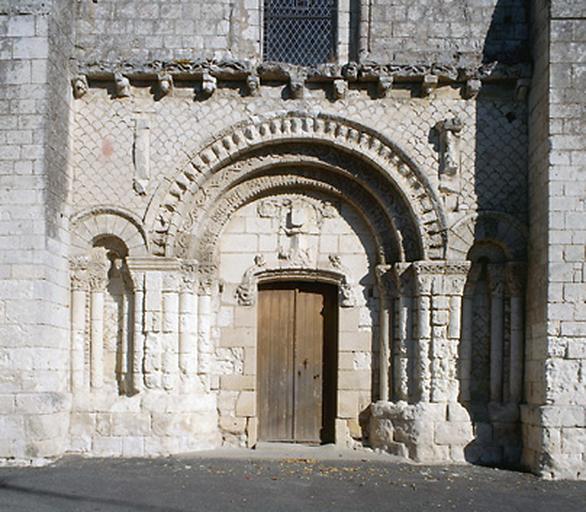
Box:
<box><xmin>71</xmin><ymin>206</ymin><xmax>149</xmax><ymax>257</ymax></box>
<box><xmin>145</xmin><ymin>111</ymin><xmax>447</xmax><ymax>261</ymax></box>
<box><xmin>447</xmin><ymin>211</ymin><xmax>527</xmax><ymax>261</ymax></box>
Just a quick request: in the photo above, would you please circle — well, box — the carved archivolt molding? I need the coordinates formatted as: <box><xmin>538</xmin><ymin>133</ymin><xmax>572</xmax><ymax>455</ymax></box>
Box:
<box><xmin>190</xmin><ymin>174</ymin><xmax>396</xmax><ymax>271</ymax></box>
<box><xmin>235</xmin><ymin>254</ymin><xmax>357</xmax><ymax>308</ymax></box>
<box><xmin>172</xmin><ymin>146</ymin><xmax>414</xmax><ymax>263</ymax></box>
<box><xmin>146</xmin><ymin>112</ymin><xmax>446</xmax><ymax>261</ymax></box>
<box><xmin>447</xmin><ymin>211</ymin><xmax>527</xmax><ymax>261</ymax></box>
<box><xmin>71</xmin><ymin>206</ymin><xmax>149</xmax><ymax>258</ymax></box>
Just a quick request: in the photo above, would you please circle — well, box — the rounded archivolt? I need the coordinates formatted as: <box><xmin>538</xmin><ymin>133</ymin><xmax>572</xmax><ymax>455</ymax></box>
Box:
<box><xmin>191</xmin><ymin>174</ymin><xmax>392</xmax><ymax>269</ymax></box>
<box><xmin>71</xmin><ymin>207</ymin><xmax>149</xmax><ymax>257</ymax></box>
<box><xmin>146</xmin><ymin>111</ymin><xmax>447</xmax><ymax>260</ymax></box>
<box><xmin>447</xmin><ymin>211</ymin><xmax>527</xmax><ymax>261</ymax></box>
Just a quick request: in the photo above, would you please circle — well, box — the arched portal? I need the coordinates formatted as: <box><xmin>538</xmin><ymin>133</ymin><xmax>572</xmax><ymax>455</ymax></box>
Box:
<box><xmin>142</xmin><ymin>112</ymin><xmax>445</xmax><ymax>447</ymax></box>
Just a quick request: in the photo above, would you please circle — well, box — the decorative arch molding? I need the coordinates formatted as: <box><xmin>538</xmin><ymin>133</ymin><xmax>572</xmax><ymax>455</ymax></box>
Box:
<box><xmin>447</xmin><ymin>211</ymin><xmax>527</xmax><ymax>261</ymax></box>
<box><xmin>235</xmin><ymin>254</ymin><xmax>358</xmax><ymax>309</ymax></box>
<box><xmin>146</xmin><ymin>111</ymin><xmax>447</xmax><ymax>260</ymax></box>
<box><xmin>184</xmin><ymin>173</ymin><xmax>400</xmax><ymax>270</ymax></box>
<box><xmin>172</xmin><ymin>146</ymin><xmax>421</xmax><ymax>263</ymax></box>
<box><xmin>71</xmin><ymin>206</ymin><xmax>149</xmax><ymax>257</ymax></box>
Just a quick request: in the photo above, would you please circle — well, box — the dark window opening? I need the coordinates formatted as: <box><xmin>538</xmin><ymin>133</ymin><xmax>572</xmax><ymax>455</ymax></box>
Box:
<box><xmin>263</xmin><ymin>0</ymin><xmax>337</xmax><ymax>66</ymax></box>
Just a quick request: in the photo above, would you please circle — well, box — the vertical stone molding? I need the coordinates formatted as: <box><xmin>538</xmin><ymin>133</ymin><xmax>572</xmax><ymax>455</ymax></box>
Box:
<box><xmin>198</xmin><ymin>294</ymin><xmax>213</xmax><ymax>377</ymax></box>
<box><xmin>162</xmin><ymin>273</ymin><xmax>181</xmax><ymax>390</ymax></box>
<box><xmin>88</xmin><ymin>247</ymin><xmax>110</xmax><ymax>389</ymax></box>
<box><xmin>392</xmin><ymin>263</ymin><xmax>413</xmax><ymax>402</ymax></box>
<box><xmin>506</xmin><ymin>262</ymin><xmax>526</xmax><ymax>404</ymax></box>
<box><xmin>488</xmin><ymin>264</ymin><xmax>505</xmax><ymax>403</ymax></box>
<box><xmin>179</xmin><ymin>261</ymin><xmax>199</xmax><ymax>377</ymax></box>
<box><xmin>128</xmin><ymin>268</ymin><xmax>145</xmax><ymax>393</ymax></box>
<box><xmin>70</xmin><ymin>256</ymin><xmax>90</xmax><ymax>393</ymax></box>
<box><xmin>375</xmin><ymin>264</ymin><xmax>393</xmax><ymax>402</ymax></box>
<box><xmin>413</xmin><ymin>262</ymin><xmax>434</xmax><ymax>402</ymax></box>
<box><xmin>459</xmin><ymin>263</ymin><xmax>483</xmax><ymax>403</ymax></box>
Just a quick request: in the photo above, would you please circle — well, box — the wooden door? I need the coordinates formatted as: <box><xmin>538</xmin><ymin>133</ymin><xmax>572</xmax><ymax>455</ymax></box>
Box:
<box><xmin>257</xmin><ymin>282</ymin><xmax>337</xmax><ymax>444</ymax></box>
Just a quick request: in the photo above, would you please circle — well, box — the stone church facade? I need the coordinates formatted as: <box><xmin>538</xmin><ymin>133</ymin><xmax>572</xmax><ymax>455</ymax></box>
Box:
<box><xmin>0</xmin><ymin>0</ymin><xmax>584</xmax><ymax>480</ymax></box>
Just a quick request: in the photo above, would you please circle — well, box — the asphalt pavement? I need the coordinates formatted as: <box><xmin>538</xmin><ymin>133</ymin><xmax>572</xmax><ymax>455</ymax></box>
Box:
<box><xmin>1</xmin><ymin>446</ymin><xmax>585</xmax><ymax>511</ymax></box>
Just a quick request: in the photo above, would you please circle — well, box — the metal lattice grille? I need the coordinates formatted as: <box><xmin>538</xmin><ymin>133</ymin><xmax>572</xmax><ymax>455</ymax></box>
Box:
<box><xmin>263</xmin><ymin>0</ymin><xmax>337</xmax><ymax>66</ymax></box>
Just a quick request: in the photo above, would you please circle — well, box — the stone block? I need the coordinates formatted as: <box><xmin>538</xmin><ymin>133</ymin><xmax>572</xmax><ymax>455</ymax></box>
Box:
<box><xmin>111</xmin><ymin>413</ymin><xmax>151</xmax><ymax>436</ymax></box>
<box><xmin>219</xmin><ymin>415</ymin><xmax>247</xmax><ymax>435</ymax></box>
<box><xmin>337</xmin><ymin>390</ymin><xmax>360</xmax><ymax>418</ymax></box>
<box><xmin>220</xmin><ymin>374</ymin><xmax>255</xmax><ymax>391</ymax></box>
<box><xmin>234</xmin><ymin>306</ymin><xmax>256</xmax><ymax>328</ymax></box>
<box><xmin>338</xmin><ymin>308</ymin><xmax>361</xmax><ymax>332</ymax></box>
<box><xmin>219</xmin><ymin>327</ymin><xmax>255</xmax><ymax>348</ymax></box>
<box><xmin>434</xmin><ymin>421</ymin><xmax>474</xmax><ymax>446</ymax></box>
<box><xmin>338</xmin><ymin>370</ymin><xmax>371</xmax><ymax>390</ymax></box>
<box><xmin>236</xmin><ymin>391</ymin><xmax>256</xmax><ymax>417</ymax></box>
<box><xmin>338</xmin><ymin>330</ymin><xmax>371</xmax><ymax>351</ymax></box>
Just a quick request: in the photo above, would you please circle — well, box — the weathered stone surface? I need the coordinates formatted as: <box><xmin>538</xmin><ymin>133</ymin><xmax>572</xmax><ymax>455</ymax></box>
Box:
<box><xmin>0</xmin><ymin>0</ymin><xmax>582</xmax><ymax>482</ymax></box>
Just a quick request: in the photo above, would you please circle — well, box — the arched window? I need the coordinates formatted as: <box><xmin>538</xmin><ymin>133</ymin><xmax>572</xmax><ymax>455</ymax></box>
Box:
<box><xmin>263</xmin><ymin>0</ymin><xmax>338</xmax><ymax>65</ymax></box>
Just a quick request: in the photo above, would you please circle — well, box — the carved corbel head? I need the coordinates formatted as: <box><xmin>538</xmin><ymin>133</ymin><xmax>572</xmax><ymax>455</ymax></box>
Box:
<box><xmin>333</xmin><ymin>79</ymin><xmax>347</xmax><ymax>100</ymax></box>
<box><xmin>515</xmin><ymin>78</ymin><xmax>531</xmax><ymax>102</ymax></box>
<box><xmin>246</xmin><ymin>74</ymin><xmax>261</xmax><ymax>96</ymax></box>
<box><xmin>377</xmin><ymin>75</ymin><xmax>394</xmax><ymax>98</ymax></box>
<box><xmin>289</xmin><ymin>74</ymin><xmax>305</xmax><ymax>99</ymax></box>
<box><xmin>158</xmin><ymin>72</ymin><xmax>174</xmax><ymax>96</ymax></box>
<box><xmin>463</xmin><ymin>78</ymin><xmax>482</xmax><ymax>100</ymax></box>
<box><xmin>341</xmin><ymin>61</ymin><xmax>359</xmax><ymax>81</ymax></box>
<box><xmin>200</xmin><ymin>72</ymin><xmax>217</xmax><ymax>97</ymax></box>
<box><xmin>421</xmin><ymin>74</ymin><xmax>438</xmax><ymax>97</ymax></box>
<box><xmin>71</xmin><ymin>75</ymin><xmax>89</xmax><ymax>99</ymax></box>
<box><xmin>114</xmin><ymin>72</ymin><xmax>131</xmax><ymax>98</ymax></box>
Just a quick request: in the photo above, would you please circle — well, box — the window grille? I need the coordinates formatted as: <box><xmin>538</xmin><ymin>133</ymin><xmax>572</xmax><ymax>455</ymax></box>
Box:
<box><xmin>263</xmin><ymin>0</ymin><xmax>337</xmax><ymax>66</ymax></box>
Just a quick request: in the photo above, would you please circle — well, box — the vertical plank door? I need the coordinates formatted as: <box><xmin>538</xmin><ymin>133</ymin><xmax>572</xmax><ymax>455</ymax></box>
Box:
<box><xmin>293</xmin><ymin>284</ymin><xmax>325</xmax><ymax>442</ymax></box>
<box><xmin>257</xmin><ymin>282</ymin><xmax>337</xmax><ymax>443</ymax></box>
<box><xmin>257</xmin><ymin>285</ymin><xmax>296</xmax><ymax>441</ymax></box>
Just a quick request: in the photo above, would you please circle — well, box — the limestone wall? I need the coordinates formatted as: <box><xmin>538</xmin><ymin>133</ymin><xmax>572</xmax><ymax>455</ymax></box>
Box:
<box><xmin>216</xmin><ymin>194</ymin><xmax>376</xmax><ymax>445</ymax></box>
<box><xmin>0</xmin><ymin>0</ymin><xmax>74</xmax><ymax>463</ymax></box>
<box><xmin>523</xmin><ymin>0</ymin><xmax>586</xmax><ymax>480</ymax></box>
<box><xmin>74</xmin><ymin>0</ymin><xmax>529</xmax><ymax>65</ymax></box>
<box><xmin>368</xmin><ymin>0</ymin><xmax>529</xmax><ymax>65</ymax></box>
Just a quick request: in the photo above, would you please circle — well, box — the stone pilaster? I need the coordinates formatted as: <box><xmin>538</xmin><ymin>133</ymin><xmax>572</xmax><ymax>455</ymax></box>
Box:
<box><xmin>88</xmin><ymin>247</ymin><xmax>110</xmax><ymax>390</ymax></box>
<box><xmin>70</xmin><ymin>256</ymin><xmax>89</xmax><ymax>393</ymax></box>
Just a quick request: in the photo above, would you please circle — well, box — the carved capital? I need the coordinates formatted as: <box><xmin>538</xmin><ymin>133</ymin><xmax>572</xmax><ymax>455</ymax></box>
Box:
<box><xmin>198</xmin><ymin>263</ymin><xmax>218</xmax><ymax>295</ymax></box>
<box><xmin>179</xmin><ymin>260</ymin><xmax>198</xmax><ymax>293</ymax></box>
<box><xmin>487</xmin><ymin>263</ymin><xmax>505</xmax><ymax>296</ymax></box>
<box><xmin>375</xmin><ymin>264</ymin><xmax>396</xmax><ymax>298</ymax></box>
<box><xmin>412</xmin><ymin>261</ymin><xmax>439</xmax><ymax>295</ymax></box>
<box><xmin>70</xmin><ymin>256</ymin><xmax>90</xmax><ymax>291</ymax></box>
<box><xmin>327</xmin><ymin>255</ymin><xmax>356</xmax><ymax>307</ymax></box>
<box><xmin>506</xmin><ymin>262</ymin><xmax>526</xmax><ymax>297</ymax></box>
<box><xmin>87</xmin><ymin>247</ymin><xmax>110</xmax><ymax>292</ymax></box>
